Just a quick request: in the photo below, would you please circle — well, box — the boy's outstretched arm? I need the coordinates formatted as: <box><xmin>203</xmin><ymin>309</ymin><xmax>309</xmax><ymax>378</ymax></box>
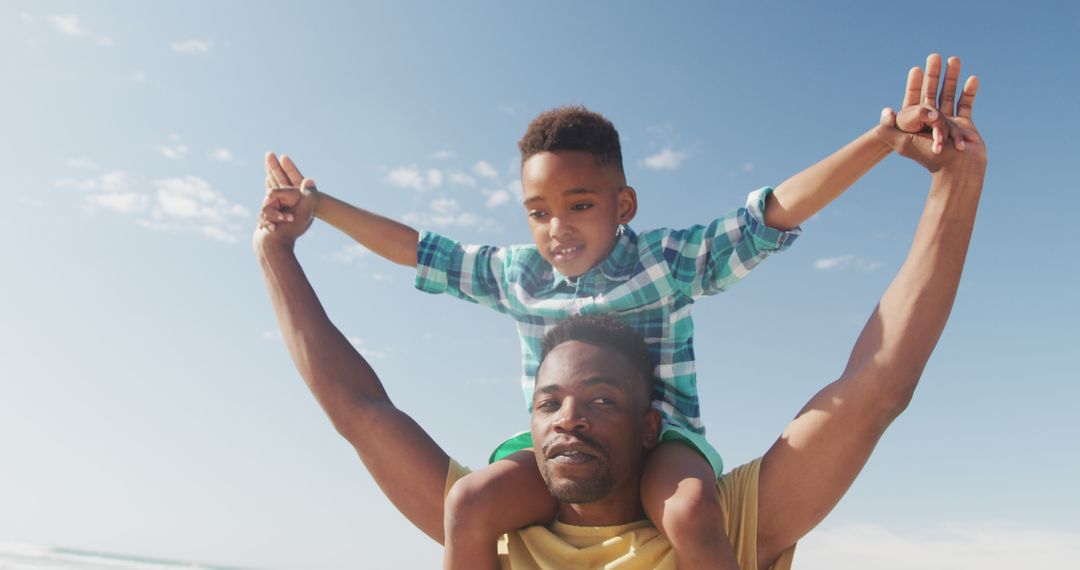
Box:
<box><xmin>264</xmin><ymin>152</ymin><xmax>419</xmax><ymax>267</ymax></box>
<box><xmin>764</xmin><ymin>127</ymin><xmax>892</xmax><ymax>230</ymax></box>
<box><xmin>764</xmin><ymin>54</ymin><xmax>967</xmax><ymax>231</ymax></box>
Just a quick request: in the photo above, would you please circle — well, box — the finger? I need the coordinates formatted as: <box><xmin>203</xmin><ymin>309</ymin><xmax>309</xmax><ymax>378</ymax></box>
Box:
<box><xmin>280</xmin><ymin>155</ymin><xmax>305</xmax><ymax>187</ymax></box>
<box><xmin>920</xmin><ymin>54</ymin><xmax>943</xmax><ymax>109</ymax></box>
<box><xmin>265</xmin><ymin>174</ymin><xmax>279</xmax><ymax>194</ymax></box>
<box><xmin>879</xmin><ymin>107</ymin><xmax>896</xmax><ymax>128</ymax></box>
<box><xmin>956</xmin><ymin>75</ymin><xmax>979</xmax><ymax>120</ymax></box>
<box><xmin>932</xmin><ymin>125</ymin><xmax>944</xmax><ymax>154</ymax></box>
<box><xmin>939</xmin><ymin>56</ymin><xmax>961</xmax><ymax>116</ymax></box>
<box><xmin>266</xmin><ymin>187</ymin><xmax>303</xmax><ymax>208</ymax></box>
<box><xmin>261</xmin><ymin>202</ymin><xmax>295</xmax><ymax>223</ymax></box>
<box><xmin>300</xmin><ymin>177</ymin><xmax>318</xmax><ymax>195</ymax></box>
<box><xmin>895</xmin><ymin>105</ymin><xmax>939</xmax><ymax>133</ymax></box>
<box><xmin>948</xmin><ymin>121</ymin><xmax>966</xmax><ymax>151</ymax></box>
<box><xmin>902</xmin><ymin>67</ymin><xmax>922</xmax><ymax>108</ymax></box>
<box><xmin>265</xmin><ymin>151</ymin><xmax>291</xmax><ymax>188</ymax></box>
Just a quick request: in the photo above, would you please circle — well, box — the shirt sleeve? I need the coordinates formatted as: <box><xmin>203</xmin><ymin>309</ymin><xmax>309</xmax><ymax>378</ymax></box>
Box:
<box><xmin>661</xmin><ymin>187</ymin><xmax>800</xmax><ymax>299</ymax></box>
<box><xmin>414</xmin><ymin>229</ymin><xmax>514</xmax><ymax>314</ymax></box>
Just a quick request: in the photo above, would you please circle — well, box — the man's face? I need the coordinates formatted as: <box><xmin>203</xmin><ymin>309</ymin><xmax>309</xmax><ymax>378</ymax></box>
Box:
<box><xmin>521</xmin><ymin>151</ymin><xmax>637</xmax><ymax>278</ymax></box>
<box><xmin>531</xmin><ymin>340</ymin><xmax>658</xmax><ymax>505</ymax></box>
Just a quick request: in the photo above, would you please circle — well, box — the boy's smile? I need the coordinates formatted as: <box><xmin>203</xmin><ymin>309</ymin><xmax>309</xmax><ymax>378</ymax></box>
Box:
<box><xmin>521</xmin><ymin>150</ymin><xmax>637</xmax><ymax>278</ymax></box>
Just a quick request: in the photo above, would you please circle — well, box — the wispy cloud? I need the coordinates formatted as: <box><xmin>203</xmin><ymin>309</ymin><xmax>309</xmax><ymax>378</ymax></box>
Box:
<box><xmin>49</xmin><ymin>14</ymin><xmax>113</xmax><ymax>46</ymax></box>
<box><xmin>327</xmin><ymin>244</ymin><xmax>371</xmax><ymax>264</ymax></box>
<box><xmin>641</xmin><ymin>148</ymin><xmax>688</xmax><ymax>170</ymax></box>
<box><xmin>65</xmin><ymin>157</ymin><xmax>99</xmax><ymax>169</ymax></box>
<box><xmin>385</xmin><ymin>165</ymin><xmax>443</xmax><ymax>191</ymax></box>
<box><xmin>403</xmin><ymin>197</ymin><xmax>494</xmax><ymax>230</ymax></box>
<box><xmin>799</xmin><ymin>522</ymin><xmax>1080</xmax><ymax>570</ymax></box>
<box><xmin>448</xmin><ymin>171</ymin><xmax>477</xmax><ymax>187</ymax></box>
<box><xmin>484</xmin><ymin>180</ymin><xmax>521</xmax><ymax>209</ymax></box>
<box><xmin>170</xmin><ymin>39</ymin><xmax>213</xmax><ymax>55</ymax></box>
<box><xmin>813</xmin><ymin>255</ymin><xmax>883</xmax><ymax>272</ymax></box>
<box><xmin>156</xmin><ymin>135</ymin><xmax>189</xmax><ymax>160</ymax></box>
<box><xmin>55</xmin><ymin>169</ymin><xmax>132</xmax><ymax>193</ymax></box>
<box><xmin>432</xmin><ymin>149</ymin><xmax>457</xmax><ymax>160</ymax></box>
<box><xmin>473</xmin><ymin>160</ymin><xmax>498</xmax><ymax>179</ymax></box>
<box><xmin>210</xmin><ymin>148</ymin><xmax>236</xmax><ymax>163</ymax></box>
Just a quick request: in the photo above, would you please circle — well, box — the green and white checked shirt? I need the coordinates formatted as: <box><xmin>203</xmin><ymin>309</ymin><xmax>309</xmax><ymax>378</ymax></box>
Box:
<box><xmin>415</xmin><ymin>187</ymin><xmax>799</xmax><ymax>436</ymax></box>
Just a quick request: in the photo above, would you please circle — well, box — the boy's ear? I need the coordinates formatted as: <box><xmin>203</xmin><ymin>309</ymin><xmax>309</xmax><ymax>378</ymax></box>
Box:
<box><xmin>616</xmin><ymin>186</ymin><xmax>638</xmax><ymax>224</ymax></box>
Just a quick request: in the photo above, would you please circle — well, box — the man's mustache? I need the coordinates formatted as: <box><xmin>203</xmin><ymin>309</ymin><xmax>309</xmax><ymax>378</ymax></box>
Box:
<box><xmin>541</xmin><ymin>431</ymin><xmax>608</xmax><ymax>459</ymax></box>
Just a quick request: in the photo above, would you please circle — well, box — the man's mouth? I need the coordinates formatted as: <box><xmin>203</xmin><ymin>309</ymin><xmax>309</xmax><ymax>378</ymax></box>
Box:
<box><xmin>544</xmin><ymin>439</ymin><xmax>601</xmax><ymax>465</ymax></box>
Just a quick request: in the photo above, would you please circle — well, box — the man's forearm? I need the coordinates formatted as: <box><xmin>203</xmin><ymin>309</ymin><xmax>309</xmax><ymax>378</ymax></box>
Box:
<box><xmin>843</xmin><ymin>159</ymin><xmax>985</xmax><ymax>392</ymax></box>
<box><xmin>317</xmin><ymin>193</ymin><xmax>420</xmax><ymax>267</ymax></box>
<box><xmin>766</xmin><ymin>127</ymin><xmax>892</xmax><ymax>230</ymax></box>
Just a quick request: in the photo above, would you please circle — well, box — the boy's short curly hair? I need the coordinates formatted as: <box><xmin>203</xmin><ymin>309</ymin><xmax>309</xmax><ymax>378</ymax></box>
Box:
<box><xmin>518</xmin><ymin>106</ymin><xmax>624</xmax><ymax>173</ymax></box>
<box><xmin>538</xmin><ymin>315</ymin><xmax>656</xmax><ymax>403</ymax></box>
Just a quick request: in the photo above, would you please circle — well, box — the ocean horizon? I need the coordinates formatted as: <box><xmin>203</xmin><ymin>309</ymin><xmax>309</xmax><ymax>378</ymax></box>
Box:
<box><xmin>0</xmin><ymin>543</ymin><xmax>252</xmax><ymax>570</ymax></box>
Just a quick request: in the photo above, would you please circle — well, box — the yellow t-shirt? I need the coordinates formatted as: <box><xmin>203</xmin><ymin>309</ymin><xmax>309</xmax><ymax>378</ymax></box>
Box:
<box><xmin>444</xmin><ymin>458</ymin><xmax>796</xmax><ymax>570</ymax></box>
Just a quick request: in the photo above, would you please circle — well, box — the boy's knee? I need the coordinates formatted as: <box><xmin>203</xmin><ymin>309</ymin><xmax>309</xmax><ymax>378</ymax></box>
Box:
<box><xmin>661</xmin><ymin>480</ymin><xmax>725</xmax><ymax>534</ymax></box>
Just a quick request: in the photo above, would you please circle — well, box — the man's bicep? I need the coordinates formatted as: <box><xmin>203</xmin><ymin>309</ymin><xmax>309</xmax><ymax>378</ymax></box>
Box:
<box><xmin>340</xmin><ymin>401</ymin><xmax>452</xmax><ymax>544</ymax></box>
<box><xmin>755</xmin><ymin>373</ymin><xmax>891</xmax><ymax>566</ymax></box>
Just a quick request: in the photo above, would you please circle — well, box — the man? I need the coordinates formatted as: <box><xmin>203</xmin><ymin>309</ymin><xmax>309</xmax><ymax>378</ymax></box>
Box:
<box><xmin>254</xmin><ymin>54</ymin><xmax>985</xmax><ymax>568</ymax></box>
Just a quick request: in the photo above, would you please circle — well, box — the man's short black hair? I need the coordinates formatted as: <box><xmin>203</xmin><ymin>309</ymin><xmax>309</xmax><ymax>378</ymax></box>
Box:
<box><xmin>518</xmin><ymin>106</ymin><xmax>624</xmax><ymax>173</ymax></box>
<box><xmin>539</xmin><ymin>315</ymin><xmax>656</xmax><ymax>402</ymax></box>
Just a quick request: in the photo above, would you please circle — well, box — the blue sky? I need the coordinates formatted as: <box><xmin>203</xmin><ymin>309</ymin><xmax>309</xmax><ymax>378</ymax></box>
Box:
<box><xmin>2</xmin><ymin>1</ymin><xmax>1079</xmax><ymax>568</ymax></box>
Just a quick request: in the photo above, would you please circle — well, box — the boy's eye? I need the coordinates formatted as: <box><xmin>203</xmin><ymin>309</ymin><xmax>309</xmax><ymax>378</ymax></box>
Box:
<box><xmin>529</xmin><ymin>210</ymin><xmax>548</xmax><ymax>220</ymax></box>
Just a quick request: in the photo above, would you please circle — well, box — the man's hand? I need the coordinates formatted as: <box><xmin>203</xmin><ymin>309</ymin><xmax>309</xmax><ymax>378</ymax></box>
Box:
<box><xmin>253</xmin><ymin>152</ymin><xmax>320</xmax><ymax>248</ymax></box>
<box><xmin>877</xmin><ymin>54</ymin><xmax>987</xmax><ymax>173</ymax></box>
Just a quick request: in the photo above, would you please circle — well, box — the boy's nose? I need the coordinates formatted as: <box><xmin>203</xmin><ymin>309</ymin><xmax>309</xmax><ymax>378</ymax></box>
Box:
<box><xmin>548</xmin><ymin>216</ymin><xmax>571</xmax><ymax>238</ymax></box>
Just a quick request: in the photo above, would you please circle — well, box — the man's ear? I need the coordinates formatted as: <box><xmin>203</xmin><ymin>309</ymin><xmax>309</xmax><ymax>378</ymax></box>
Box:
<box><xmin>617</xmin><ymin>186</ymin><xmax>638</xmax><ymax>224</ymax></box>
<box><xmin>641</xmin><ymin>408</ymin><xmax>662</xmax><ymax>450</ymax></box>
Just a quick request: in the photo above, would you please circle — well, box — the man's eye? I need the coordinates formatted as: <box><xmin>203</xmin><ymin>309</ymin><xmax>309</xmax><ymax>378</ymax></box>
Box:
<box><xmin>592</xmin><ymin>397</ymin><xmax>614</xmax><ymax>406</ymax></box>
<box><xmin>535</xmin><ymin>400</ymin><xmax>559</xmax><ymax>411</ymax></box>
<box><xmin>571</xmin><ymin>203</ymin><xmax>593</xmax><ymax>211</ymax></box>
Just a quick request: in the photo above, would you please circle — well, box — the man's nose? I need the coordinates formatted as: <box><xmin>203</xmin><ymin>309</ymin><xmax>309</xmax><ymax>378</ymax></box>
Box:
<box><xmin>552</xmin><ymin>399</ymin><xmax>589</xmax><ymax>432</ymax></box>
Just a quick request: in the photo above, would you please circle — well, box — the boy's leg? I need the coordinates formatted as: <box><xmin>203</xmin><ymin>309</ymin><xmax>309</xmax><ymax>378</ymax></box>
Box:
<box><xmin>641</xmin><ymin>441</ymin><xmax>740</xmax><ymax>570</ymax></box>
<box><xmin>443</xmin><ymin>450</ymin><xmax>557</xmax><ymax>570</ymax></box>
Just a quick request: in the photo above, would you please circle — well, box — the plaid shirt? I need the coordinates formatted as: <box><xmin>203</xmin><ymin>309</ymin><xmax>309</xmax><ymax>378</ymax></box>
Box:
<box><xmin>415</xmin><ymin>187</ymin><xmax>799</xmax><ymax>434</ymax></box>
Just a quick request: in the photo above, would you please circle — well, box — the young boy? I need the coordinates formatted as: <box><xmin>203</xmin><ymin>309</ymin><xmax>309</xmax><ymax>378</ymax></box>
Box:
<box><xmin>261</xmin><ymin>97</ymin><xmax>955</xmax><ymax>569</ymax></box>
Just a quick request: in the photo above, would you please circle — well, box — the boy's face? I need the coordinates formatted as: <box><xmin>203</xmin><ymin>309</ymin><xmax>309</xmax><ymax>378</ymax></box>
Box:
<box><xmin>521</xmin><ymin>151</ymin><xmax>637</xmax><ymax>278</ymax></box>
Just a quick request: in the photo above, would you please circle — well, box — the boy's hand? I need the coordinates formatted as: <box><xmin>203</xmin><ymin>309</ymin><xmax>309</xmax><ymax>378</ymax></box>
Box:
<box><xmin>877</xmin><ymin>54</ymin><xmax>986</xmax><ymax>173</ymax></box>
<box><xmin>258</xmin><ymin>152</ymin><xmax>320</xmax><ymax>233</ymax></box>
<box><xmin>254</xmin><ymin>152</ymin><xmax>320</xmax><ymax>245</ymax></box>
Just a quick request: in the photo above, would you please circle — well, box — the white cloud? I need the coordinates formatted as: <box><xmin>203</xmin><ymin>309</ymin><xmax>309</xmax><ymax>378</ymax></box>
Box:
<box><xmin>210</xmin><ymin>148</ymin><xmax>235</xmax><ymax>163</ymax></box>
<box><xmin>347</xmin><ymin>337</ymin><xmax>388</xmax><ymax>360</ymax></box>
<box><xmin>485</xmin><ymin>189</ymin><xmax>511</xmax><ymax>209</ymax></box>
<box><xmin>813</xmin><ymin>255</ymin><xmax>883</xmax><ymax>272</ymax></box>
<box><xmin>143</xmin><ymin>176</ymin><xmax>250</xmax><ymax>242</ymax></box>
<box><xmin>432</xmin><ymin>150</ymin><xmax>457</xmax><ymax>160</ymax></box>
<box><xmin>429</xmin><ymin>197</ymin><xmax>459</xmax><ymax>214</ymax></box>
<box><xmin>261</xmin><ymin>329</ymin><xmax>282</xmax><ymax>341</ymax></box>
<box><xmin>384</xmin><ymin>165</ymin><xmax>442</xmax><ymax>191</ymax></box>
<box><xmin>473</xmin><ymin>160</ymin><xmax>498</xmax><ymax>179</ymax></box>
<box><xmin>155</xmin><ymin>143</ymin><xmax>189</xmax><ymax>160</ymax></box>
<box><xmin>743</xmin><ymin>162</ymin><xmax>755</xmax><ymax>172</ymax></box>
<box><xmin>449</xmin><ymin>171</ymin><xmax>477</xmax><ymax>187</ymax></box>
<box><xmin>49</xmin><ymin>14</ymin><xmax>84</xmax><ymax>36</ymax></box>
<box><xmin>798</xmin><ymin>522</ymin><xmax>1080</xmax><ymax>570</ymax></box>
<box><xmin>328</xmin><ymin>244</ymin><xmax>371</xmax><ymax>264</ymax></box>
<box><xmin>170</xmin><ymin>39</ymin><xmax>213</xmax><ymax>55</ymax></box>
<box><xmin>427</xmin><ymin>169</ymin><xmax>444</xmax><ymax>188</ymax></box>
<box><xmin>49</xmin><ymin>14</ymin><xmax>112</xmax><ymax>46</ymax></box>
<box><xmin>88</xmin><ymin>192</ymin><xmax>148</xmax><ymax>214</ymax></box>
<box><xmin>642</xmin><ymin>148</ymin><xmax>687</xmax><ymax>170</ymax></box>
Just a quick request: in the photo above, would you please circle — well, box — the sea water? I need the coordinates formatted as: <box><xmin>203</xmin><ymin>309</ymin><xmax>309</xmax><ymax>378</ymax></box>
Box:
<box><xmin>0</xmin><ymin>543</ymin><xmax>249</xmax><ymax>570</ymax></box>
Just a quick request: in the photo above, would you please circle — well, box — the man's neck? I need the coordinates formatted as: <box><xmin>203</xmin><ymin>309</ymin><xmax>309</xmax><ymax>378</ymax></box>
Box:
<box><xmin>557</xmin><ymin>484</ymin><xmax>646</xmax><ymax>527</ymax></box>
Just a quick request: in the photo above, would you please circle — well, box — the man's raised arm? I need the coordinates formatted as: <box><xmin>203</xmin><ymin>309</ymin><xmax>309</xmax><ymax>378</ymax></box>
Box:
<box><xmin>254</xmin><ymin>179</ymin><xmax>450</xmax><ymax>543</ymax></box>
<box><xmin>754</xmin><ymin>55</ymin><xmax>987</xmax><ymax>569</ymax></box>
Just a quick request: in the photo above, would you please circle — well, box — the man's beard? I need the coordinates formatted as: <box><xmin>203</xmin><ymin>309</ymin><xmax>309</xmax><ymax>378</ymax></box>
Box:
<box><xmin>538</xmin><ymin>436</ymin><xmax>615</xmax><ymax>504</ymax></box>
